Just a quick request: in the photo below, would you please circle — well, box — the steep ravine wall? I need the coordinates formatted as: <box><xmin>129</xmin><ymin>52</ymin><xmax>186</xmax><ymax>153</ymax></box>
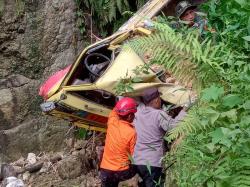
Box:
<box><xmin>0</xmin><ymin>0</ymin><xmax>86</xmax><ymax>162</ymax></box>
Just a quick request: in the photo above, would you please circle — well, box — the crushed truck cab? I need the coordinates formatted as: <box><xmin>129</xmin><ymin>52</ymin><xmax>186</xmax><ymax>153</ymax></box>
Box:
<box><xmin>39</xmin><ymin>0</ymin><xmax>193</xmax><ymax>132</ymax></box>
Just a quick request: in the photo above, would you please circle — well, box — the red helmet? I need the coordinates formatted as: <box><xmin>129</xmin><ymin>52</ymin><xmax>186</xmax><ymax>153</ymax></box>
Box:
<box><xmin>115</xmin><ymin>97</ymin><xmax>137</xmax><ymax>116</ymax></box>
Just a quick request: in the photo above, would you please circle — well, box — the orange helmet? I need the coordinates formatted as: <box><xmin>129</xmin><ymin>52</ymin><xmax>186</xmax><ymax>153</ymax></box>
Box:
<box><xmin>115</xmin><ymin>97</ymin><xmax>137</xmax><ymax>116</ymax></box>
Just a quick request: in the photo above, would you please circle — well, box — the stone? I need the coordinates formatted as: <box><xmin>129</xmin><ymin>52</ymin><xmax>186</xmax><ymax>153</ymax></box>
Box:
<box><xmin>22</xmin><ymin>171</ymin><xmax>30</xmax><ymax>181</ymax></box>
<box><xmin>39</xmin><ymin>162</ymin><xmax>50</xmax><ymax>173</ymax></box>
<box><xmin>57</xmin><ymin>156</ymin><xmax>82</xmax><ymax>179</ymax></box>
<box><xmin>78</xmin><ymin>149</ymin><xmax>86</xmax><ymax>158</ymax></box>
<box><xmin>165</xmin><ymin>77</ymin><xmax>176</xmax><ymax>84</ymax></box>
<box><xmin>0</xmin><ymin>33</ymin><xmax>11</xmax><ymax>41</ymax></box>
<box><xmin>0</xmin><ymin>0</ymin><xmax>84</xmax><ymax>163</ymax></box>
<box><xmin>0</xmin><ymin>164</ymin><xmax>17</xmax><ymax>180</ymax></box>
<box><xmin>12</xmin><ymin>166</ymin><xmax>25</xmax><ymax>175</ymax></box>
<box><xmin>49</xmin><ymin>153</ymin><xmax>62</xmax><ymax>163</ymax></box>
<box><xmin>25</xmin><ymin>162</ymin><xmax>43</xmax><ymax>173</ymax></box>
<box><xmin>2</xmin><ymin>176</ymin><xmax>25</xmax><ymax>187</ymax></box>
<box><xmin>0</xmin><ymin>89</ymin><xmax>13</xmax><ymax>106</ymax></box>
<box><xmin>95</xmin><ymin>146</ymin><xmax>104</xmax><ymax>166</ymax></box>
<box><xmin>5</xmin><ymin>75</ymin><xmax>30</xmax><ymax>88</ymax></box>
<box><xmin>13</xmin><ymin>157</ymin><xmax>26</xmax><ymax>167</ymax></box>
<box><xmin>119</xmin><ymin>175</ymin><xmax>139</xmax><ymax>187</ymax></box>
<box><xmin>11</xmin><ymin>80</ymin><xmax>40</xmax><ymax>123</ymax></box>
<box><xmin>0</xmin><ymin>121</ymin><xmax>41</xmax><ymax>162</ymax></box>
<box><xmin>0</xmin><ymin>118</ymin><xmax>70</xmax><ymax>163</ymax></box>
<box><xmin>17</xmin><ymin>25</ymin><xmax>25</xmax><ymax>34</ymax></box>
<box><xmin>65</xmin><ymin>138</ymin><xmax>74</xmax><ymax>149</ymax></box>
<box><xmin>81</xmin><ymin>174</ymin><xmax>101</xmax><ymax>187</ymax></box>
<box><xmin>71</xmin><ymin>151</ymin><xmax>80</xmax><ymax>156</ymax></box>
<box><xmin>74</xmin><ymin>139</ymin><xmax>87</xmax><ymax>150</ymax></box>
<box><xmin>28</xmin><ymin>174</ymin><xmax>35</xmax><ymax>184</ymax></box>
<box><xmin>0</xmin><ymin>88</ymin><xmax>14</xmax><ymax>129</ymax></box>
<box><xmin>27</xmin><ymin>153</ymin><xmax>37</xmax><ymax>165</ymax></box>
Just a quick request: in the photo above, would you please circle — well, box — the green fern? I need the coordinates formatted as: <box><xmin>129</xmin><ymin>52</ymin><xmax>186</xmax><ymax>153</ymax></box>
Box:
<box><xmin>165</xmin><ymin>108</ymin><xmax>201</xmax><ymax>141</ymax></box>
<box><xmin>116</xmin><ymin>0</ymin><xmax>123</xmax><ymax>13</ymax></box>
<box><xmin>0</xmin><ymin>0</ymin><xmax>4</xmax><ymax>17</ymax></box>
<box><xmin>75</xmin><ymin>0</ymin><xmax>146</xmax><ymax>35</ymax></box>
<box><xmin>124</xmin><ymin>22</ymin><xmax>232</xmax><ymax>140</ymax></box>
<box><xmin>124</xmin><ymin>14</ymin><xmax>250</xmax><ymax>186</ymax></box>
<box><xmin>108</xmin><ymin>0</ymin><xmax>117</xmax><ymax>22</ymax></box>
<box><xmin>126</xmin><ymin>22</ymin><xmax>226</xmax><ymax>90</ymax></box>
<box><xmin>232</xmin><ymin>169</ymin><xmax>250</xmax><ymax>187</ymax></box>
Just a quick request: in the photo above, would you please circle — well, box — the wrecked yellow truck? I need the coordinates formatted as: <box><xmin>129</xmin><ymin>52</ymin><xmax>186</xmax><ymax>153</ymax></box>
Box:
<box><xmin>39</xmin><ymin>0</ymin><xmax>193</xmax><ymax>132</ymax></box>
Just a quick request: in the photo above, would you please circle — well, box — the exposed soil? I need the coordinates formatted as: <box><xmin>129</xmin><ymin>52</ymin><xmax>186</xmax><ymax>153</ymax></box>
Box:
<box><xmin>0</xmin><ymin>133</ymin><xmax>138</xmax><ymax>187</ymax></box>
<box><xmin>28</xmin><ymin>170</ymin><xmax>100</xmax><ymax>187</ymax></box>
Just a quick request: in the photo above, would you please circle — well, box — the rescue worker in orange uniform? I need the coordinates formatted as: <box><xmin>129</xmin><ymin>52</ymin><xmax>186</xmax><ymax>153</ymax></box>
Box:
<box><xmin>100</xmin><ymin>97</ymin><xmax>138</xmax><ymax>187</ymax></box>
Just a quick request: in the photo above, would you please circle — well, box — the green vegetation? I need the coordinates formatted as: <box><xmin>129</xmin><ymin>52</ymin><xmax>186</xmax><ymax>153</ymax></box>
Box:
<box><xmin>0</xmin><ymin>0</ymin><xmax>4</xmax><ymax>17</ymax></box>
<box><xmin>201</xmin><ymin>0</ymin><xmax>250</xmax><ymax>52</ymax></box>
<box><xmin>0</xmin><ymin>0</ymin><xmax>25</xmax><ymax>17</ymax></box>
<box><xmin>29</xmin><ymin>96</ymin><xmax>44</xmax><ymax>115</ymax></box>
<box><xmin>118</xmin><ymin>0</ymin><xmax>250</xmax><ymax>186</ymax></box>
<box><xmin>75</xmin><ymin>0</ymin><xmax>146</xmax><ymax>36</ymax></box>
<box><xmin>76</xmin><ymin>128</ymin><xmax>88</xmax><ymax>139</ymax></box>
<box><xmin>15</xmin><ymin>0</ymin><xmax>25</xmax><ymax>16</ymax></box>
<box><xmin>164</xmin><ymin>1</ymin><xmax>250</xmax><ymax>186</ymax></box>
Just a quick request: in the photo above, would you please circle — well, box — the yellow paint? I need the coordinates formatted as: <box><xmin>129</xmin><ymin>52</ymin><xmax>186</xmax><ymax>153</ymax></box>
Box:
<box><xmin>117</xmin><ymin>0</ymin><xmax>171</xmax><ymax>32</ymax></box>
<box><xmin>135</xmin><ymin>27</ymin><xmax>152</xmax><ymax>35</ymax></box>
<box><xmin>43</xmin><ymin>0</ymin><xmax>193</xmax><ymax>132</ymax></box>
<box><xmin>74</xmin><ymin>122</ymin><xmax>107</xmax><ymax>132</ymax></box>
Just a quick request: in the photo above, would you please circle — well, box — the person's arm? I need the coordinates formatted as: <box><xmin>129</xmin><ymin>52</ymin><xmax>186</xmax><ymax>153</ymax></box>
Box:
<box><xmin>129</xmin><ymin>133</ymin><xmax>137</xmax><ymax>155</ymax></box>
<box><xmin>108</xmin><ymin>109</ymin><xmax>119</xmax><ymax>124</ymax></box>
<box><xmin>127</xmin><ymin>133</ymin><xmax>136</xmax><ymax>164</ymax></box>
<box><xmin>159</xmin><ymin>110</ymin><xmax>186</xmax><ymax>132</ymax></box>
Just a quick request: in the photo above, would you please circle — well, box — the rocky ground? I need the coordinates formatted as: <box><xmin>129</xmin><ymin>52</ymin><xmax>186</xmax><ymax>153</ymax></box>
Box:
<box><xmin>0</xmin><ymin>0</ymin><xmax>87</xmax><ymax>164</ymax></box>
<box><xmin>0</xmin><ymin>134</ymin><xmax>138</xmax><ymax>187</ymax></box>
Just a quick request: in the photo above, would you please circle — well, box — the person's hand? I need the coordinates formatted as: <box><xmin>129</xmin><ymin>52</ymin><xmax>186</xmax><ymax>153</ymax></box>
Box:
<box><xmin>210</xmin><ymin>28</ymin><xmax>216</xmax><ymax>33</ymax></box>
<box><xmin>182</xmin><ymin>96</ymin><xmax>197</xmax><ymax>111</ymax></box>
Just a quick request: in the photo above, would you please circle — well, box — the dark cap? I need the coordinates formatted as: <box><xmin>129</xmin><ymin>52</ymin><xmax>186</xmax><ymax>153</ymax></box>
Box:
<box><xmin>142</xmin><ymin>88</ymin><xmax>160</xmax><ymax>104</ymax></box>
<box><xmin>175</xmin><ymin>1</ymin><xmax>197</xmax><ymax>18</ymax></box>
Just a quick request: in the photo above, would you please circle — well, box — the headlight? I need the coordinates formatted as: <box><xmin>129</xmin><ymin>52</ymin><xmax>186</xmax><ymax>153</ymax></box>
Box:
<box><xmin>40</xmin><ymin>101</ymin><xmax>56</xmax><ymax>112</ymax></box>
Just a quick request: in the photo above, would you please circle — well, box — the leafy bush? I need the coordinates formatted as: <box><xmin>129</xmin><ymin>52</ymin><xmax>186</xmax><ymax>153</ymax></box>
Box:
<box><xmin>166</xmin><ymin>1</ymin><xmax>250</xmax><ymax>186</ymax></box>
<box><xmin>122</xmin><ymin>0</ymin><xmax>250</xmax><ymax>186</ymax></box>
<box><xmin>75</xmin><ymin>0</ymin><xmax>146</xmax><ymax>36</ymax></box>
<box><xmin>201</xmin><ymin>0</ymin><xmax>250</xmax><ymax>52</ymax></box>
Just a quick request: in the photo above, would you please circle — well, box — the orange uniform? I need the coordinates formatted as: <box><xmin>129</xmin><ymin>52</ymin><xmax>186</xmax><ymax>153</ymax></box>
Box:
<box><xmin>100</xmin><ymin>110</ymin><xmax>136</xmax><ymax>171</ymax></box>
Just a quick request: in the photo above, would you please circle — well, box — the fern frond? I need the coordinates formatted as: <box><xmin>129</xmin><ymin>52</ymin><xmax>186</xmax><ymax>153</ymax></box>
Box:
<box><xmin>231</xmin><ymin>169</ymin><xmax>250</xmax><ymax>187</ymax></box>
<box><xmin>136</xmin><ymin>0</ymin><xmax>146</xmax><ymax>8</ymax></box>
<box><xmin>116</xmin><ymin>0</ymin><xmax>122</xmax><ymax>13</ymax></box>
<box><xmin>124</xmin><ymin>21</ymin><xmax>237</xmax><ymax>143</ymax></box>
<box><xmin>123</xmin><ymin>0</ymin><xmax>129</xmax><ymax>9</ymax></box>
<box><xmin>108</xmin><ymin>0</ymin><xmax>116</xmax><ymax>22</ymax></box>
<box><xmin>126</xmin><ymin>22</ymin><xmax>225</xmax><ymax>89</ymax></box>
<box><xmin>165</xmin><ymin>110</ymin><xmax>201</xmax><ymax>141</ymax></box>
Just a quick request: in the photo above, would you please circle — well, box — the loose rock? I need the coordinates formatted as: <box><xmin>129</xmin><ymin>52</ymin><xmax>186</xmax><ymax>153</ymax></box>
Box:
<box><xmin>0</xmin><ymin>164</ymin><xmax>17</xmax><ymax>180</ymax></box>
<box><xmin>13</xmin><ymin>157</ymin><xmax>26</xmax><ymax>167</ymax></box>
<box><xmin>72</xmin><ymin>151</ymin><xmax>80</xmax><ymax>156</ymax></box>
<box><xmin>25</xmin><ymin>162</ymin><xmax>43</xmax><ymax>173</ymax></box>
<box><xmin>12</xmin><ymin>166</ymin><xmax>25</xmax><ymax>175</ymax></box>
<box><xmin>57</xmin><ymin>156</ymin><xmax>82</xmax><ymax>179</ymax></box>
<box><xmin>119</xmin><ymin>175</ymin><xmax>139</xmax><ymax>187</ymax></box>
<box><xmin>2</xmin><ymin>176</ymin><xmax>24</xmax><ymax>187</ymax></box>
<box><xmin>74</xmin><ymin>139</ymin><xmax>87</xmax><ymax>150</ymax></box>
<box><xmin>39</xmin><ymin>162</ymin><xmax>51</xmax><ymax>174</ymax></box>
<box><xmin>27</xmin><ymin>153</ymin><xmax>36</xmax><ymax>165</ymax></box>
<box><xmin>65</xmin><ymin>138</ymin><xmax>75</xmax><ymax>149</ymax></box>
<box><xmin>22</xmin><ymin>171</ymin><xmax>30</xmax><ymax>182</ymax></box>
<box><xmin>49</xmin><ymin>153</ymin><xmax>62</xmax><ymax>163</ymax></box>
